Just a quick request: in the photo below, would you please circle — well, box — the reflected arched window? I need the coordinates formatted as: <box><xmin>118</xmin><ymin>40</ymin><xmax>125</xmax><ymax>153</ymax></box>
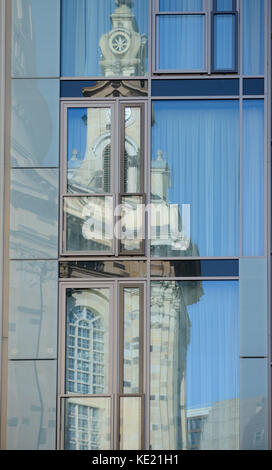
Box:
<box><xmin>66</xmin><ymin>306</ymin><xmax>105</xmax><ymax>395</ymax></box>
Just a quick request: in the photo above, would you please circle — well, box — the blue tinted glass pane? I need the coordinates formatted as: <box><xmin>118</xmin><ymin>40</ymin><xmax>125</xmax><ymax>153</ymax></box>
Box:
<box><xmin>157</xmin><ymin>15</ymin><xmax>204</xmax><ymax>71</ymax></box>
<box><xmin>213</xmin><ymin>15</ymin><xmax>236</xmax><ymax>71</ymax></box>
<box><xmin>61</xmin><ymin>0</ymin><xmax>148</xmax><ymax>77</ymax></box>
<box><xmin>239</xmin><ymin>259</ymin><xmax>267</xmax><ymax>357</ymax></box>
<box><xmin>159</xmin><ymin>0</ymin><xmax>203</xmax><ymax>11</ymax></box>
<box><xmin>240</xmin><ymin>359</ymin><xmax>268</xmax><ymax>450</ymax></box>
<box><xmin>216</xmin><ymin>0</ymin><xmax>233</xmax><ymax>11</ymax></box>
<box><xmin>12</xmin><ymin>0</ymin><xmax>60</xmax><ymax>77</ymax></box>
<box><xmin>7</xmin><ymin>360</ymin><xmax>57</xmax><ymax>450</ymax></box>
<box><xmin>243</xmin><ymin>0</ymin><xmax>264</xmax><ymax>75</ymax></box>
<box><xmin>242</xmin><ymin>100</ymin><xmax>264</xmax><ymax>256</ymax></box>
<box><xmin>150</xmin><ymin>281</ymin><xmax>239</xmax><ymax>450</ymax></box>
<box><xmin>8</xmin><ymin>261</ymin><xmax>58</xmax><ymax>359</ymax></box>
<box><xmin>11</xmin><ymin>79</ymin><xmax>60</xmax><ymax>167</ymax></box>
<box><xmin>151</xmin><ymin>101</ymin><xmax>239</xmax><ymax>257</ymax></box>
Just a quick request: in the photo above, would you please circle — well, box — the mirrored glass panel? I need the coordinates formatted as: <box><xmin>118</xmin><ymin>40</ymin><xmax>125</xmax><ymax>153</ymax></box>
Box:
<box><xmin>151</xmin><ymin>101</ymin><xmax>239</xmax><ymax>257</ymax></box>
<box><xmin>59</xmin><ymin>261</ymin><xmax>147</xmax><ymax>279</ymax></box>
<box><xmin>239</xmin><ymin>259</ymin><xmax>267</xmax><ymax>357</ymax></box>
<box><xmin>159</xmin><ymin>0</ymin><xmax>203</xmax><ymax>11</ymax></box>
<box><xmin>10</xmin><ymin>169</ymin><xmax>59</xmax><ymax>259</ymax></box>
<box><xmin>120</xmin><ymin>397</ymin><xmax>142</xmax><ymax>450</ymax></box>
<box><xmin>64</xmin><ymin>196</ymin><xmax>113</xmax><ymax>253</ymax></box>
<box><xmin>121</xmin><ymin>287</ymin><xmax>141</xmax><ymax>394</ymax></box>
<box><xmin>122</xmin><ymin>107</ymin><xmax>142</xmax><ymax>194</ymax></box>
<box><xmin>7</xmin><ymin>360</ymin><xmax>57</xmax><ymax>450</ymax></box>
<box><xmin>61</xmin><ymin>0</ymin><xmax>148</xmax><ymax>77</ymax></box>
<box><xmin>213</xmin><ymin>15</ymin><xmax>236</xmax><ymax>71</ymax></box>
<box><xmin>243</xmin><ymin>0</ymin><xmax>264</xmax><ymax>75</ymax></box>
<box><xmin>240</xmin><ymin>359</ymin><xmax>268</xmax><ymax>450</ymax></box>
<box><xmin>150</xmin><ymin>260</ymin><xmax>239</xmax><ymax>277</ymax></box>
<box><xmin>242</xmin><ymin>100</ymin><xmax>264</xmax><ymax>256</ymax></box>
<box><xmin>150</xmin><ymin>281</ymin><xmax>239</xmax><ymax>450</ymax></box>
<box><xmin>64</xmin><ymin>397</ymin><xmax>111</xmax><ymax>450</ymax></box>
<box><xmin>66</xmin><ymin>288</ymin><xmax>110</xmax><ymax>394</ymax></box>
<box><xmin>67</xmin><ymin>107</ymin><xmax>112</xmax><ymax>194</ymax></box>
<box><xmin>156</xmin><ymin>15</ymin><xmax>204</xmax><ymax>71</ymax></box>
<box><xmin>11</xmin><ymin>79</ymin><xmax>59</xmax><ymax>167</ymax></box>
<box><xmin>215</xmin><ymin>0</ymin><xmax>233</xmax><ymax>10</ymax></box>
<box><xmin>8</xmin><ymin>261</ymin><xmax>58</xmax><ymax>359</ymax></box>
<box><xmin>12</xmin><ymin>0</ymin><xmax>60</xmax><ymax>77</ymax></box>
<box><xmin>119</xmin><ymin>196</ymin><xmax>144</xmax><ymax>254</ymax></box>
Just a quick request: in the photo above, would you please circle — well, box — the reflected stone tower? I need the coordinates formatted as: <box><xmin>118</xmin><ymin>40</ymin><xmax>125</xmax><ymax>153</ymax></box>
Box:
<box><xmin>99</xmin><ymin>0</ymin><xmax>147</xmax><ymax>77</ymax></box>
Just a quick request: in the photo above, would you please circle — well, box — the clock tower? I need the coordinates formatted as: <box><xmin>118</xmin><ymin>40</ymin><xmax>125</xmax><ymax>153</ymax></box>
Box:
<box><xmin>99</xmin><ymin>0</ymin><xmax>147</xmax><ymax>77</ymax></box>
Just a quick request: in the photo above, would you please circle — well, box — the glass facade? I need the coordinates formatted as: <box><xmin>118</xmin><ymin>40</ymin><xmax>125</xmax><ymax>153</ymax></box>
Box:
<box><xmin>1</xmin><ymin>0</ymin><xmax>271</xmax><ymax>452</ymax></box>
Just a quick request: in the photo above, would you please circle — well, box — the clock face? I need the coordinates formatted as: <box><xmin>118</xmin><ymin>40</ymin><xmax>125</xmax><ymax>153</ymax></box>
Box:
<box><xmin>110</xmin><ymin>31</ymin><xmax>130</xmax><ymax>54</ymax></box>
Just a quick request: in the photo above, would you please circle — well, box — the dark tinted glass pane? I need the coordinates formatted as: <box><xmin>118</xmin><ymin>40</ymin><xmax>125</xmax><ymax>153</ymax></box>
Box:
<box><xmin>150</xmin><ymin>260</ymin><xmax>239</xmax><ymax>277</ymax></box>
<box><xmin>151</xmin><ymin>79</ymin><xmax>239</xmax><ymax>96</ymax></box>
<box><xmin>243</xmin><ymin>79</ymin><xmax>264</xmax><ymax>95</ymax></box>
<box><xmin>59</xmin><ymin>261</ymin><xmax>147</xmax><ymax>278</ymax></box>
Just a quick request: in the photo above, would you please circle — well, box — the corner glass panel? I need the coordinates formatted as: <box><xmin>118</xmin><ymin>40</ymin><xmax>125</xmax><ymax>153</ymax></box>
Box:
<box><xmin>123</xmin><ymin>107</ymin><xmax>142</xmax><ymax>194</ymax></box>
<box><xmin>213</xmin><ymin>15</ymin><xmax>236</xmax><ymax>71</ymax></box>
<box><xmin>11</xmin><ymin>79</ymin><xmax>60</xmax><ymax>168</ymax></box>
<box><xmin>243</xmin><ymin>0</ymin><xmax>264</xmax><ymax>75</ymax></box>
<box><xmin>122</xmin><ymin>288</ymin><xmax>141</xmax><ymax>394</ymax></box>
<box><xmin>215</xmin><ymin>0</ymin><xmax>233</xmax><ymax>11</ymax></box>
<box><xmin>151</xmin><ymin>101</ymin><xmax>239</xmax><ymax>257</ymax></box>
<box><xmin>159</xmin><ymin>0</ymin><xmax>203</xmax><ymax>11</ymax></box>
<box><xmin>157</xmin><ymin>15</ymin><xmax>204</xmax><ymax>71</ymax></box>
<box><xmin>12</xmin><ymin>0</ymin><xmax>60</xmax><ymax>77</ymax></box>
<box><xmin>65</xmin><ymin>288</ymin><xmax>110</xmax><ymax>395</ymax></box>
<box><xmin>7</xmin><ymin>360</ymin><xmax>57</xmax><ymax>450</ymax></box>
<box><xmin>64</xmin><ymin>397</ymin><xmax>111</xmax><ymax>450</ymax></box>
<box><xmin>67</xmin><ymin>107</ymin><xmax>112</xmax><ymax>194</ymax></box>
<box><xmin>242</xmin><ymin>100</ymin><xmax>264</xmax><ymax>256</ymax></box>
<box><xmin>119</xmin><ymin>196</ymin><xmax>144</xmax><ymax>254</ymax></box>
<box><xmin>10</xmin><ymin>169</ymin><xmax>59</xmax><ymax>259</ymax></box>
<box><xmin>120</xmin><ymin>397</ymin><xmax>142</xmax><ymax>450</ymax></box>
<box><xmin>240</xmin><ymin>359</ymin><xmax>268</xmax><ymax>450</ymax></box>
<box><xmin>150</xmin><ymin>281</ymin><xmax>239</xmax><ymax>450</ymax></box>
<box><xmin>239</xmin><ymin>259</ymin><xmax>267</xmax><ymax>357</ymax></box>
<box><xmin>8</xmin><ymin>261</ymin><xmax>58</xmax><ymax>359</ymax></box>
<box><xmin>64</xmin><ymin>196</ymin><xmax>113</xmax><ymax>253</ymax></box>
<box><xmin>61</xmin><ymin>0</ymin><xmax>148</xmax><ymax>77</ymax></box>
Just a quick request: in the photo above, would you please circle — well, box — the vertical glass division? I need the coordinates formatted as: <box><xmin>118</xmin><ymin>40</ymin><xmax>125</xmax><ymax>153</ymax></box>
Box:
<box><xmin>61</xmin><ymin>0</ymin><xmax>148</xmax><ymax>77</ymax></box>
<box><xmin>213</xmin><ymin>14</ymin><xmax>236</xmax><ymax>71</ymax></box>
<box><xmin>119</xmin><ymin>196</ymin><xmax>144</xmax><ymax>254</ymax></box>
<box><xmin>67</xmin><ymin>107</ymin><xmax>112</xmax><ymax>194</ymax></box>
<box><xmin>243</xmin><ymin>0</ymin><xmax>264</xmax><ymax>75</ymax></box>
<box><xmin>121</xmin><ymin>287</ymin><xmax>141</xmax><ymax>394</ymax></box>
<box><xmin>242</xmin><ymin>100</ymin><xmax>264</xmax><ymax>256</ymax></box>
<box><xmin>159</xmin><ymin>0</ymin><xmax>203</xmax><ymax>11</ymax></box>
<box><xmin>65</xmin><ymin>288</ymin><xmax>110</xmax><ymax>394</ymax></box>
<box><xmin>157</xmin><ymin>15</ymin><xmax>204</xmax><ymax>71</ymax></box>
<box><xmin>64</xmin><ymin>397</ymin><xmax>111</xmax><ymax>450</ymax></box>
<box><xmin>122</xmin><ymin>107</ymin><xmax>142</xmax><ymax>194</ymax></box>
<box><xmin>64</xmin><ymin>196</ymin><xmax>113</xmax><ymax>253</ymax></box>
<box><xmin>150</xmin><ymin>281</ymin><xmax>239</xmax><ymax>450</ymax></box>
<box><xmin>120</xmin><ymin>397</ymin><xmax>142</xmax><ymax>450</ymax></box>
<box><xmin>151</xmin><ymin>100</ymin><xmax>239</xmax><ymax>257</ymax></box>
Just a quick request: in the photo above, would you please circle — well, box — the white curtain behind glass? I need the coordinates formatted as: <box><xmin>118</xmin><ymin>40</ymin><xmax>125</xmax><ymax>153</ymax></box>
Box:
<box><xmin>151</xmin><ymin>100</ymin><xmax>239</xmax><ymax>257</ymax></box>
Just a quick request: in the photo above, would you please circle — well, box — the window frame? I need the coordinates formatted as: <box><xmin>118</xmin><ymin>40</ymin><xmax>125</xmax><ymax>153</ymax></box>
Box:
<box><xmin>60</xmin><ymin>99</ymin><xmax>147</xmax><ymax>257</ymax></box>
<box><xmin>211</xmin><ymin>0</ymin><xmax>238</xmax><ymax>73</ymax></box>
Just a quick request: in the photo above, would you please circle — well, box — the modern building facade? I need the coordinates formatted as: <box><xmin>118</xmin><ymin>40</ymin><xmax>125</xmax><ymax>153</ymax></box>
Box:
<box><xmin>0</xmin><ymin>0</ymin><xmax>271</xmax><ymax>450</ymax></box>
